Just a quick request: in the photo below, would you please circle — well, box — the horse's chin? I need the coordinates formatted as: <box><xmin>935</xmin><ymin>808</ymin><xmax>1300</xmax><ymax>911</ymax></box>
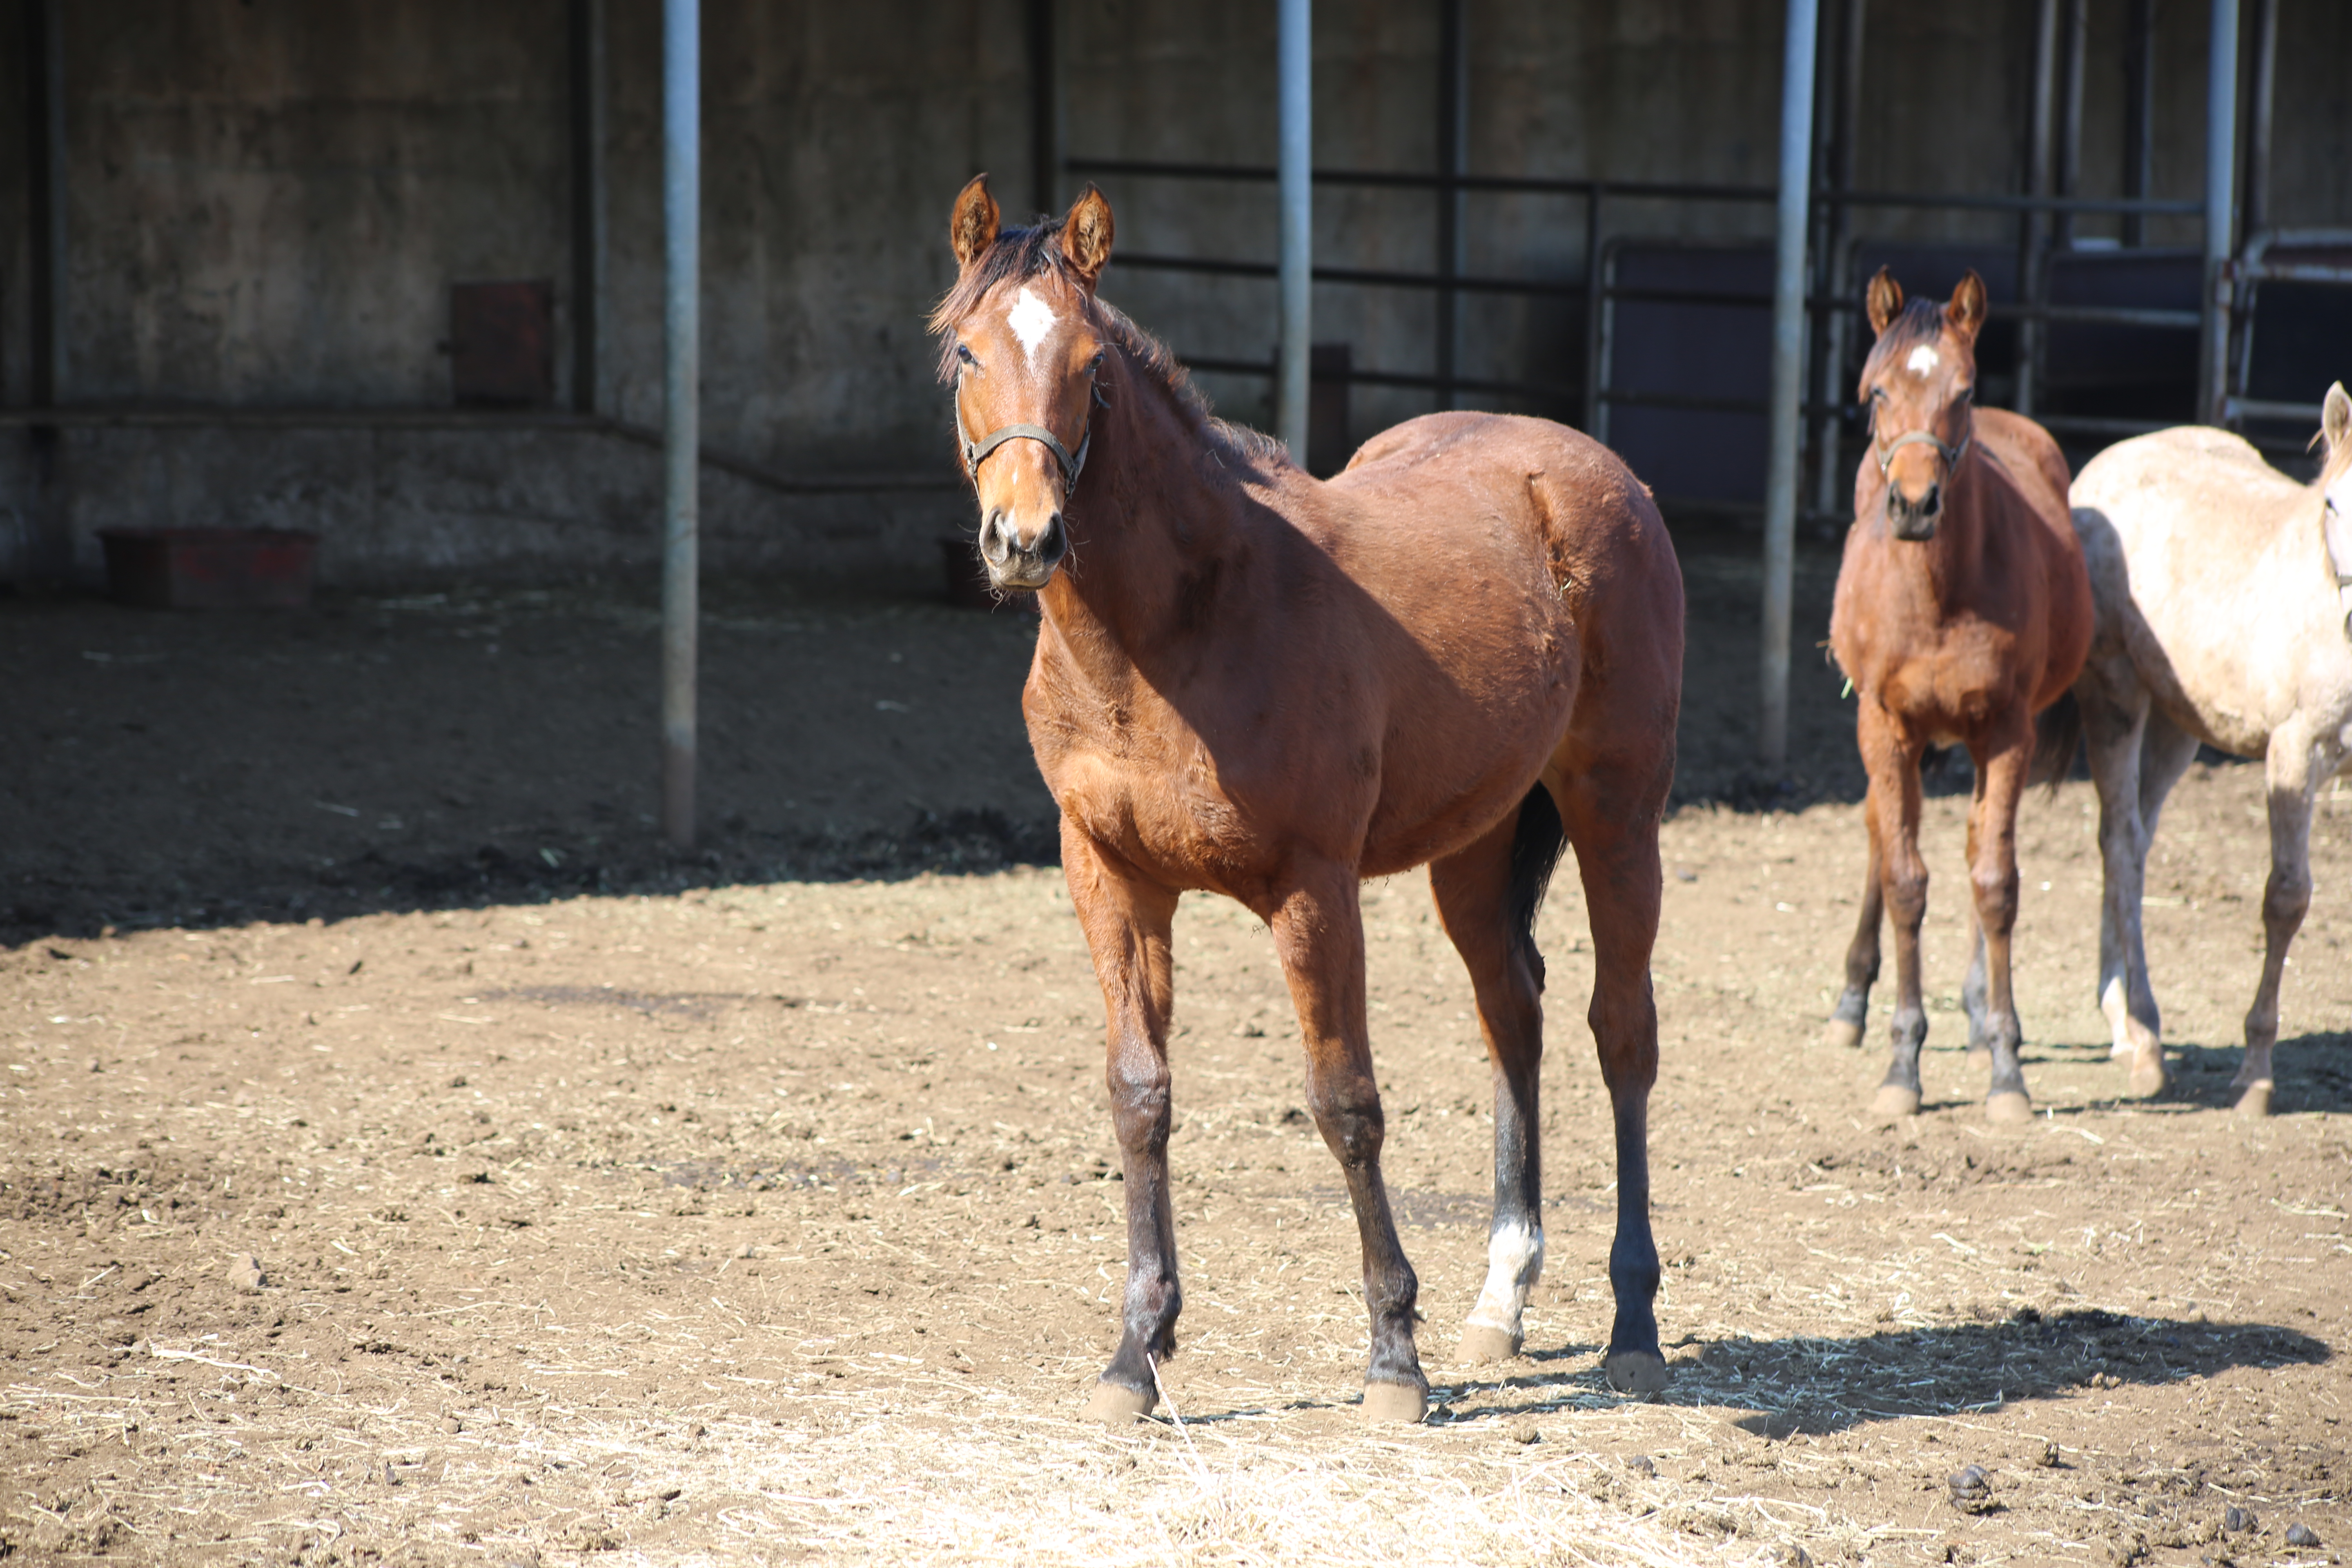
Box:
<box><xmin>1889</xmin><ymin>513</ymin><xmax>1940</xmax><ymax>543</ymax></box>
<box><xmin>987</xmin><ymin>563</ymin><xmax>1059</xmax><ymax>593</ymax></box>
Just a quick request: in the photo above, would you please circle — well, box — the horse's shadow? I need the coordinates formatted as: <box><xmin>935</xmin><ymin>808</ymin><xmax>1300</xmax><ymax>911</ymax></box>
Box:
<box><xmin>1408</xmin><ymin>1307</ymin><xmax>2329</xmax><ymax>1435</ymax></box>
<box><xmin>2147</xmin><ymin>1032</ymin><xmax>2352</xmax><ymax>1114</ymax></box>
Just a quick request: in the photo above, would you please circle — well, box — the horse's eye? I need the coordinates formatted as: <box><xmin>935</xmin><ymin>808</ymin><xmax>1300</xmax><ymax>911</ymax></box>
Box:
<box><xmin>1087</xmin><ymin>351</ymin><xmax>1106</xmax><ymax>373</ymax></box>
<box><xmin>956</xmin><ymin>343</ymin><xmax>979</xmax><ymax>368</ymax></box>
<box><xmin>1953</xmin><ymin>385</ymin><xmax>1975</xmax><ymax>402</ymax></box>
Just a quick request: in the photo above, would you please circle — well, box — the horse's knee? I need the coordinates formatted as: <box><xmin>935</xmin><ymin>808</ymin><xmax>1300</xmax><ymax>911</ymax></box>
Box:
<box><xmin>1106</xmin><ymin>1052</ymin><xmax>1172</xmax><ymax>1149</ymax></box>
<box><xmin>1306</xmin><ymin>1069</ymin><xmax>1385</xmax><ymax>1167</ymax></box>
<box><xmin>1970</xmin><ymin>863</ymin><xmax>2020</xmax><ymax>931</ymax></box>
<box><xmin>1588</xmin><ymin>994</ymin><xmax>1658</xmax><ymax>1094</ymax></box>
<box><xmin>2262</xmin><ymin>867</ymin><xmax>2312</xmax><ymax>933</ymax></box>
<box><xmin>1884</xmin><ymin>864</ymin><xmax>1928</xmax><ymax>928</ymax></box>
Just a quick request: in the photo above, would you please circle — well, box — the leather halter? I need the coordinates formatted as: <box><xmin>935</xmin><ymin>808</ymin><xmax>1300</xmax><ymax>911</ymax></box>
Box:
<box><xmin>1874</xmin><ymin>425</ymin><xmax>1972</xmax><ymax>476</ymax></box>
<box><xmin>960</xmin><ymin>391</ymin><xmax>1099</xmax><ymax>499</ymax></box>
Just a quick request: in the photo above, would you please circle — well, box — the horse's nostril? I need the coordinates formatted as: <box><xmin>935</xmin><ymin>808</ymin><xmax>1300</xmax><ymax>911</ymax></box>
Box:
<box><xmin>1039</xmin><ymin>513</ymin><xmax>1066</xmax><ymax>564</ymax></box>
<box><xmin>1922</xmin><ymin>484</ymin><xmax>1941</xmax><ymax>515</ymax></box>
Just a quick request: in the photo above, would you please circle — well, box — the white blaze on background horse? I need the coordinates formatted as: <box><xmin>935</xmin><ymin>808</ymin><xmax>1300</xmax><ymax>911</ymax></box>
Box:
<box><xmin>2070</xmin><ymin>383</ymin><xmax>2352</xmax><ymax>1115</ymax></box>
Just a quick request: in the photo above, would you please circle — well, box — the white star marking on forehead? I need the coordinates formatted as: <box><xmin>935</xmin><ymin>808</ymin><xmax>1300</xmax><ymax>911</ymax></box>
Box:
<box><xmin>1907</xmin><ymin>344</ymin><xmax>1940</xmax><ymax>377</ymax></box>
<box><xmin>1007</xmin><ymin>287</ymin><xmax>1058</xmax><ymax>362</ymax></box>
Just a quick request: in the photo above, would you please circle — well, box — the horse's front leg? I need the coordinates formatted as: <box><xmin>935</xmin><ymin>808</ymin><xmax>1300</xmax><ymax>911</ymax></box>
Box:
<box><xmin>2235</xmin><ymin>729</ymin><xmax>2330</xmax><ymax>1117</ymax></box>
<box><xmin>1268</xmin><ymin>865</ymin><xmax>1425</xmax><ymax>1422</ymax></box>
<box><xmin>1963</xmin><ymin>728</ymin><xmax>2036</xmax><ymax>1124</ymax></box>
<box><xmin>1061</xmin><ymin>824</ymin><xmax>1184</xmax><ymax>1423</ymax></box>
<box><xmin>1859</xmin><ymin>703</ymin><xmax>1931</xmax><ymax>1119</ymax></box>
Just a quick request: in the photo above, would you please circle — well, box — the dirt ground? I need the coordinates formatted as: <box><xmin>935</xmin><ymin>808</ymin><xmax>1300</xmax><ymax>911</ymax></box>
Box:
<box><xmin>1</xmin><ymin>529</ymin><xmax>2347</xmax><ymax>1566</ymax></box>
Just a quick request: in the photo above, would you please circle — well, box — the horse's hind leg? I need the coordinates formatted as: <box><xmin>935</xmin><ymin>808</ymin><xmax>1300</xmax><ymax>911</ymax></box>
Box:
<box><xmin>1963</xmin><ymin>730</ymin><xmax>2036</xmax><ymax>1125</ymax></box>
<box><xmin>2235</xmin><ymin>729</ymin><xmax>2331</xmax><ymax>1117</ymax></box>
<box><xmin>2080</xmin><ymin>671</ymin><xmax>2163</xmax><ymax>1091</ymax></box>
<box><xmin>1429</xmin><ymin>790</ymin><xmax>1560</xmax><ymax>1365</ymax></box>
<box><xmin>1824</xmin><ymin>788</ymin><xmax>1885</xmax><ymax>1049</ymax></box>
<box><xmin>1554</xmin><ymin>753</ymin><xmax>1670</xmax><ymax>1394</ymax></box>
<box><xmin>1061</xmin><ymin>826</ymin><xmax>1184</xmax><ymax>1423</ymax></box>
<box><xmin>1269</xmin><ymin>863</ymin><xmax>1427</xmax><ymax>1421</ymax></box>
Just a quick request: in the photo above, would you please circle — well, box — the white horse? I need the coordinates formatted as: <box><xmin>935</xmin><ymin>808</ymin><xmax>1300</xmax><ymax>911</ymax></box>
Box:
<box><xmin>2070</xmin><ymin>383</ymin><xmax>2352</xmax><ymax>1114</ymax></box>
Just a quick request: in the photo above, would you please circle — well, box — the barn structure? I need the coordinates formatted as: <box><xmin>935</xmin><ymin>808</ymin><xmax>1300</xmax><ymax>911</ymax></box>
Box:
<box><xmin>4</xmin><ymin>0</ymin><xmax>2348</xmax><ymax>786</ymax></box>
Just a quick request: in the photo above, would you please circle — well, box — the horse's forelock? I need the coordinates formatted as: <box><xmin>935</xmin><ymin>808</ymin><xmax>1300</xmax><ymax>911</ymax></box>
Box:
<box><xmin>1860</xmin><ymin>297</ymin><xmax>1957</xmax><ymax>390</ymax></box>
<box><xmin>928</xmin><ymin>219</ymin><xmax>1081</xmax><ymax>380</ymax></box>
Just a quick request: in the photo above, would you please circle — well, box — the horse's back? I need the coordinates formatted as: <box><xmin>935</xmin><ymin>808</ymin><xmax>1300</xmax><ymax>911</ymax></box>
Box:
<box><xmin>1336</xmin><ymin>412</ymin><xmax>1674</xmax><ymax>587</ymax></box>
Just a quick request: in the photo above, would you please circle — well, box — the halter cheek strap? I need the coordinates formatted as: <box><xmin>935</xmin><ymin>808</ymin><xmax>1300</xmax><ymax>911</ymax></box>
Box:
<box><xmin>961</xmin><ymin>421</ymin><xmax>1092</xmax><ymax>498</ymax></box>
<box><xmin>1874</xmin><ymin>426</ymin><xmax>1973</xmax><ymax>475</ymax></box>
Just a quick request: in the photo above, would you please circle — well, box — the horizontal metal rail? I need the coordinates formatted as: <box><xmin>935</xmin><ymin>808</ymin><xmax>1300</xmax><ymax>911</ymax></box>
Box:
<box><xmin>1117</xmin><ymin>251</ymin><xmax>1583</xmax><ymax>297</ymax></box>
<box><xmin>1069</xmin><ymin>156</ymin><xmax>2205</xmax><ymax>215</ymax></box>
<box><xmin>0</xmin><ymin>405</ymin><xmax>965</xmax><ymax>494</ymax></box>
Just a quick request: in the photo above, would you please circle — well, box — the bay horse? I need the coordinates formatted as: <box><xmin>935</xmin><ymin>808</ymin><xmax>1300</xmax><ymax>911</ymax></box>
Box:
<box><xmin>931</xmin><ymin>177</ymin><xmax>1684</xmax><ymax>1424</ymax></box>
<box><xmin>1824</xmin><ymin>269</ymin><xmax>2092</xmax><ymax>1124</ymax></box>
<box><xmin>2070</xmin><ymin>383</ymin><xmax>2352</xmax><ymax>1115</ymax></box>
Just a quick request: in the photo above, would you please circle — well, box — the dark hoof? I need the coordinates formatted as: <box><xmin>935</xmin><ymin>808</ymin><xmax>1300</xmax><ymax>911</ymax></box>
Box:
<box><xmin>1985</xmin><ymin>1090</ymin><xmax>2034</xmax><ymax>1126</ymax></box>
<box><xmin>1361</xmin><ymin>1380</ymin><xmax>1428</xmax><ymax>1424</ymax></box>
<box><xmin>1604</xmin><ymin>1349</ymin><xmax>1670</xmax><ymax>1394</ymax></box>
<box><xmin>1456</xmin><ymin>1323</ymin><xmax>1523</xmax><ymax>1365</ymax></box>
<box><xmin>1870</xmin><ymin>1083</ymin><xmax>1921</xmax><ymax>1121</ymax></box>
<box><xmin>1822</xmin><ymin>1017</ymin><xmax>1864</xmax><ymax>1051</ymax></box>
<box><xmin>1083</xmin><ymin>1379</ymin><xmax>1155</xmax><ymax>1425</ymax></box>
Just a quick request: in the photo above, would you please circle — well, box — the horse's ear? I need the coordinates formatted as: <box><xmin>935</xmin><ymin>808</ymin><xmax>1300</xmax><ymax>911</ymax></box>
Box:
<box><xmin>2325</xmin><ymin>382</ymin><xmax>2351</xmax><ymax>454</ymax></box>
<box><xmin>1866</xmin><ymin>268</ymin><xmax>1903</xmax><ymax>338</ymax></box>
<box><xmin>1060</xmin><ymin>185</ymin><xmax>1115</xmax><ymax>290</ymax></box>
<box><xmin>950</xmin><ymin>175</ymin><xmax>1000</xmax><ymax>269</ymax></box>
<box><xmin>1944</xmin><ymin>270</ymin><xmax>1988</xmax><ymax>347</ymax></box>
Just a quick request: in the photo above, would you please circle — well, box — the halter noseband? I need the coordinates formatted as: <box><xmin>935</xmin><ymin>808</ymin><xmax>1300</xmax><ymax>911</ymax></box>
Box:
<box><xmin>961</xmin><ymin>407</ymin><xmax>1095</xmax><ymax>498</ymax></box>
<box><xmin>1873</xmin><ymin>425</ymin><xmax>1972</xmax><ymax>477</ymax></box>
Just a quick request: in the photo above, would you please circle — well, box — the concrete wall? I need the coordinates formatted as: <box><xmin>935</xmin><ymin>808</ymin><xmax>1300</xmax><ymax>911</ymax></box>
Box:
<box><xmin>4</xmin><ymin>0</ymin><xmax>2347</xmax><ymax>586</ymax></box>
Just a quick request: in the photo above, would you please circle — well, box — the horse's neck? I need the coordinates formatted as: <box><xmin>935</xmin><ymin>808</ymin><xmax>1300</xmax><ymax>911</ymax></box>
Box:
<box><xmin>1036</xmin><ymin>365</ymin><xmax>1259</xmax><ymax>688</ymax></box>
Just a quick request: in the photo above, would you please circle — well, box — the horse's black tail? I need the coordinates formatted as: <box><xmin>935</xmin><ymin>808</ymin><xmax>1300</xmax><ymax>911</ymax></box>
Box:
<box><xmin>2029</xmin><ymin>690</ymin><xmax>2084</xmax><ymax>797</ymax></box>
<box><xmin>1508</xmin><ymin>783</ymin><xmax>1570</xmax><ymax>991</ymax></box>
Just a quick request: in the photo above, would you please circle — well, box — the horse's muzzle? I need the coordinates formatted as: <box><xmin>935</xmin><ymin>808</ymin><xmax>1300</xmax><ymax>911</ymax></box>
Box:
<box><xmin>1887</xmin><ymin>483</ymin><xmax>1941</xmax><ymax>542</ymax></box>
<box><xmin>979</xmin><ymin>507</ymin><xmax>1067</xmax><ymax>591</ymax></box>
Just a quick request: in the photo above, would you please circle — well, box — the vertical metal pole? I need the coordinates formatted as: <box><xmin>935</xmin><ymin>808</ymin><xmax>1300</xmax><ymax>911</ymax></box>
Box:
<box><xmin>1759</xmin><ymin>0</ymin><xmax>1819</xmax><ymax>770</ymax></box>
<box><xmin>661</xmin><ymin>0</ymin><xmax>699</xmax><ymax>847</ymax></box>
<box><xmin>1581</xmin><ymin>184</ymin><xmax>1604</xmax><ymax>436</ymax></box>
<box><xmin>1276</xmin><ymin>0</ymin><xmax>1312</xmax><ymax>460</ymax></box>
<box><xmin>569</xmin><ymin>0</ymin><xmax>608</xmax><ymax>415</ymax></box>
<box><xmin>29</xmin><ymin>0</ymin><xmax>66</xmax><ymax>404</ymax></box>
<box><xmin>2017</xmin><ymin>0</ymin><xmax>2058</xmax><ymax>419</ymax></box>
<box><xmin>2200</xmin><ymin>0</ymin><xmax>2240</xmax><ymax>426</ymax></box>
<box><xmin>2243</xmin><ymin>0</ymin><xmax>2277</xmax><ymax>241</ymax></box>
<box><xmin>1434</xmin><ymin>0</ymin><xmax>1466</xmax><ymax>411</ymax></box>
<box><xmin>1811</xmin><ymin>0</ymin><xmax>1864</xmax><ymax>524</ymax></box>
<box><xmin>2122</xmin><ymin>0</ymin><xmax>2154</xmax><ymax>247</ymax></box>
<box><xmin>1028</xmin><ymin>0</ymin><xmax>1060</xmax><ymax>219</ymax></box>
<box><xmin>2056</xmin><ymin>0</ymin><xmax>2087</xmax><ymax>249</ymax></box>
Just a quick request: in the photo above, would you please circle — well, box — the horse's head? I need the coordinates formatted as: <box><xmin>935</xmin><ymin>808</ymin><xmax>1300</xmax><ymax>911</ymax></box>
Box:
<box><xmin>1860</xmin><ymin>268</ymin><xmax>1987</xmax><ymax>542</ymax></box>
<box><xmin>2323</xmin><ymin>382</ymin><xmax>2352</xmax><ymax>621</ymax></box>
<box><xmin>931</xmin><ymin>176</ymin><xmax>1117</xmax><ymax>592</ymax></box>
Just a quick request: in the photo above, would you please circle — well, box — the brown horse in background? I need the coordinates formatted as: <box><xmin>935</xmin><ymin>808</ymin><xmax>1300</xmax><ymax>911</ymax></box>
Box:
<box><xmin>932</xmin><ymin>176</ymin><xmax>1685</xmax><ymax>1424</ymax></box>
<box><xmin>1825</xmin><ymin>269</ymin><xmax>2092</xmax><ymax>1124</ymax></box>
